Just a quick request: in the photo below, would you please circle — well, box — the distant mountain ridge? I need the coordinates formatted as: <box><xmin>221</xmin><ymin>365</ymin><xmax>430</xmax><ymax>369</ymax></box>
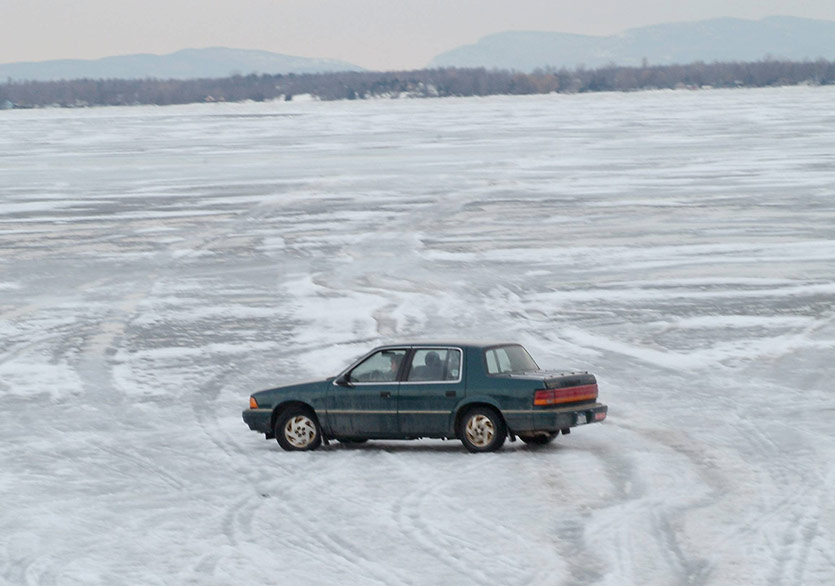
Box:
<box><xmin>0</xmin><ymin>47</ymin><xmax>364</xmax><ymax>82</ymax></box>
<box><xmin>3</xmin><ymin>16</ymin><xmax>834</xmax><ymax>83</ymax></box>
<box><xmin>429</xmin><ymin>16</ymin><xmax>835</xmax><ymax>71</ymax></box>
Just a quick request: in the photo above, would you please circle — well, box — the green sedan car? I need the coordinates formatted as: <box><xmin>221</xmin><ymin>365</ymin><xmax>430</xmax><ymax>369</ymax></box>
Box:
<box><xmin>242</xmin><ymin>342</ymin><xmax>607</xmax><ymax>452</ymax></box>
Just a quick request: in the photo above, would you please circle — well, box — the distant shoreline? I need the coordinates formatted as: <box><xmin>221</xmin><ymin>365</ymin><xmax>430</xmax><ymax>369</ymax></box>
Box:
<box><xmin>2</xmin><ymin>60</ymin><xmax>834</xmax><ymax>110</ymax></box>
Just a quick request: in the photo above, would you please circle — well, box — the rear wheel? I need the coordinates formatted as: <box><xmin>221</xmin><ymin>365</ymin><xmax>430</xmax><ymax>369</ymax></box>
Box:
<box><xmin>459</xmin><ymin>407</ymin><xmax>506</xmax><ymax>453</ymax></box>
<box><xmin>520</xmin><ymin>432</ymin><xmax>558</xmax><ymax>446</ymax></box>
<box><xmin>275</xmin><ymin>407</ymin><xmax>322</xmax><ymax>451</ymax></box>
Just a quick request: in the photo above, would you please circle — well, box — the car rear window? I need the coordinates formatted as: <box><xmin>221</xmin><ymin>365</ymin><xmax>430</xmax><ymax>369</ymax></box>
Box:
<box><xmin>484</xmin><ymin>345</ymin><xmax>538</xmax><ymax>375</ymax></box>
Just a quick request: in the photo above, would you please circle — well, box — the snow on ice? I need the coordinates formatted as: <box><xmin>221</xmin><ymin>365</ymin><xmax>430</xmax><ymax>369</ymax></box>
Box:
<box><xmin>1</xmin><ymin>87</ymin><xmax>834</xmax><ymax>585</ymax></box>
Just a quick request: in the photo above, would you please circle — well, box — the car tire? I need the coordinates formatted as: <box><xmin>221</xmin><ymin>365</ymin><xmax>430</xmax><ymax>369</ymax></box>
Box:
<box><xmin>520</xmin><ymin>432</ymin><xmax>558</xmax><ymax>446</ymax></box>
<box><xmin>459</xmin><ymin>407</ymin><xmax>506</xmax><ymax>453</ymax></box>
<box><xmin>275</xmin><ymin>407</ymin><xmax>322</xmax><ymax>451</ymax></box>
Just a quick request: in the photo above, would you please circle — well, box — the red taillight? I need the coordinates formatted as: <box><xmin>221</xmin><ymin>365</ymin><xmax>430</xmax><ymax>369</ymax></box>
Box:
<box><xmin>533</xmin><ymin>389</ymin><xmax>552</xmax><ymax>405</ymax></box>
<box><xmin>594</xmin><ymin>411</ymin><xmax>607</xmax><ymax>421</ymax></box>
<box><xmin>533</xmin><ymin>384</ymin><xmax>598</xmax><ymax>406</ymax></box>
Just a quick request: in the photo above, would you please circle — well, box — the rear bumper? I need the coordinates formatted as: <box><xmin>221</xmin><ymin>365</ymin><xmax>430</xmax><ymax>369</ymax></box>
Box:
<box><xmin>242</xmin><ymin>409</ymin><xmax>273</xmax><ymax>434</ymax></box>
<box><xmin>529</xmin><ymin>403</ymin><xmax>608</xmax><ymax>432</ymax></box>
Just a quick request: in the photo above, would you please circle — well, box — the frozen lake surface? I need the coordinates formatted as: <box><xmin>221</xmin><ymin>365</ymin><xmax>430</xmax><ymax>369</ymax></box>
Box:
<box><xmin>1</xmin><ymin>87</ymin><xmax>834</xmax><ymax>586</ymax></box>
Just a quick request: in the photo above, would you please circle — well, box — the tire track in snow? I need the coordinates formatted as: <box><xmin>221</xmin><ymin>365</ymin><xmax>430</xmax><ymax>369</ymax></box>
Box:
<box><xmin>188</xmin><ymin>407</ymin><xmax>415</xmax><ymax>586</ymax></box>
<box><xmin>614</xmin><ymin>415</ymin><xmax>828</xmax><ymax>586</ymax></box>
<box><xmin>2</xmin><ymin>534</ymin><xmax>64</xmax><ymax>586</ymax></box>
<box><xmin>390</xmin><ymin>452</ymin><xmax>496</xmax><ymax>584</ymax></box>
<box><xmin>94</xmin><ymin>443</ymin><xmax>187</xmax><ymax>491</ymax></box>
<box><xmin>254</xmin><ymin>452</ymin><xmax>415</xmax><ymax>586</ymax></box>
<box><xmin>186</xmin><ymin>369</ymin><xmax>274</xmax><ymax>582</ymax></box>
<box><xmin>4</xmin><ymin>280</ymin><xmax>162</xmax><ymax>586</ymax></box>
<box><xmin>578</xmin><ymin>426</ymin><xmax>718</xmax><ymax>586</ymax></box>
<box><xmin>569</xmin><ymin>442</ymin><xmax>648</xmax><ymax>586</ymax></box>
<box><xmin>730</xmin><ymin>418</ymin><xmax>829</xmax><ymax>586</ymax></box>
<box><xmin>631</xmin><ymin>429</ymin><xmax>722</xmax><ymax>586</ymax></box>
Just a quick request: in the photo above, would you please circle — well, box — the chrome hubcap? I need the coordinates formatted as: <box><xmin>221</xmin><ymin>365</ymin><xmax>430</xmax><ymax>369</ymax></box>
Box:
<box><xmin>284</xmin><ymin>415</ymin><xmax>317</xmax><ymax>448</ymax></box>
<box><xmin>465</xmin><ymin>414</ymin><xmax>495</xmax><ymax>447</ymax></box>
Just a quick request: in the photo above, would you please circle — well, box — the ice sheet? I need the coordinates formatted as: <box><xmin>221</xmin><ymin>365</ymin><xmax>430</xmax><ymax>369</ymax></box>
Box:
<box><xmin>1</xmin><ymin>87</ymin><xmax>834</xmax><ymax>586</ymax></box>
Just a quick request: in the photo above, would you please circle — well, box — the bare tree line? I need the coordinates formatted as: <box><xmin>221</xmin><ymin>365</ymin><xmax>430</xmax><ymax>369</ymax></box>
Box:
<box><xmin>2</xmin><ymin>59</ymin><xmax>834</xmax><ymax>108</ymax></box>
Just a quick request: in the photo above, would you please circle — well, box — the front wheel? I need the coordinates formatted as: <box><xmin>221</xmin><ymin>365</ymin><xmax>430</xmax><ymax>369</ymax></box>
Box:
<box><xmin>459</xmin><ymin>407</ymin><xmax>506</xmax><ymax>453</ymax></box>
<box><xmin>275</xmin><ymin>407</ymin><xmax>322</xmax><ymax>451</ymax></box>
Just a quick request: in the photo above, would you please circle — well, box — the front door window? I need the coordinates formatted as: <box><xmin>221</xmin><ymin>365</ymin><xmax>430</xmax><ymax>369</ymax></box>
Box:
<box><xmin>348</xmin><ymin>349</ymin><xmax>407</xmax><ymax>383</ymax></box>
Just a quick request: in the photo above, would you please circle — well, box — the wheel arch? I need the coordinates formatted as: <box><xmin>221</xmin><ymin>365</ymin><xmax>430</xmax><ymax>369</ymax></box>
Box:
<box><xmin>453</xmin><ymin>398</ymin><xmax>506</xmax><ymax>436</ymax></box>
<box><xmin>271</xmin><ymin>400</ymin><xmax>320</xmax><ymax>431</ymax></box>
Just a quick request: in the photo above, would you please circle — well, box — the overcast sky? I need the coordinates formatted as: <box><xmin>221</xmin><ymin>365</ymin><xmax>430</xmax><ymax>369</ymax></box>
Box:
<box><xmin>3</xmin><ymin>0</ymin><xmax>835</xmax><ymax>70</ymax></box>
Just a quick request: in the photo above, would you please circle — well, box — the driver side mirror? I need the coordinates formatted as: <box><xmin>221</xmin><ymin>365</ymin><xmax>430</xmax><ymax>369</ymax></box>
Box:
<box><xmin>335</xmin><ymin>373</ymin><xmax>353</xmax><ymax>387</ymax></box>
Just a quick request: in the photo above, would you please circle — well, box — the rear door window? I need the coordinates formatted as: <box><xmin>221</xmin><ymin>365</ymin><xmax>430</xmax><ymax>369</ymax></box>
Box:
<box><xmin>406</xmin><ymin>348</ymin><xmax>462</xmax><ymax>382</ymax></box>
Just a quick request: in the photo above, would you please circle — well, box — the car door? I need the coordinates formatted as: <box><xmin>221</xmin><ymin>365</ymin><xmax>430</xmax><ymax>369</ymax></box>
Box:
<box><xmin>327</xmin><ymin>348</ymin><xmax>407</xmax><ymax>438</ymax></box>
<box><xmin>398</xmin><ymin>347</ymin><xmax>464</xmax><ymax>437</ymax></box>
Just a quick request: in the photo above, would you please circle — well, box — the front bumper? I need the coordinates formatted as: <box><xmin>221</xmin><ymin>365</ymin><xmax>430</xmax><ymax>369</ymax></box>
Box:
<box><xmin>242</xmin><ymin>409</ymin><xmax>273</xmax><ymax>434</ymax></box>
<box><xmin>530</xmin><ymin>403</ymin><xmax>608</xmax><ymax>432</ymax></box>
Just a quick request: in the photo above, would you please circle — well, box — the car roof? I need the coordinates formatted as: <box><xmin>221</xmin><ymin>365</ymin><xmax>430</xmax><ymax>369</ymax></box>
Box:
<box><xmin>372</xmin><ymin>341</ymin><xmax>522</xmax><ymax>350</ymax></box>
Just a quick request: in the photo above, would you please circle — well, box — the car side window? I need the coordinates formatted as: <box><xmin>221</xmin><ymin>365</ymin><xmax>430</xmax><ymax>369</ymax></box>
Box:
<box><xmin>406</xmin><ymin>348</ymin><xmax>461</xmax><ymax>382</ymax></box>
<box><xmin>496</xmin><ymin>349</ymin><xmax>512</xmax><ymax>373</ymax></box>
<box><xmin>485</xmin><ymin>348</ymin><xmax>512</xmax><ymax>374</ymax></box>
<box><xmin>348</xmin><ymin>349</ymin><xmax>407</xmax><ymax>383</ymax></box>
<box><xmin>485</xmin><ymin>345</ymin><xmax>538</xmax><ymax>374</ymax></box>
<box><xmin>485</xmin><ymin>349</ymin><xmax>499</xmax><ymax>374</ymax></box>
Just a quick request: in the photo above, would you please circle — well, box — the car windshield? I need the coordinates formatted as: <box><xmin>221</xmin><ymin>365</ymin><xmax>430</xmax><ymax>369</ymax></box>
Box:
<box><xmin>484</xmin><ymin>345</ymin><xmax>539</xmax><ymax>375</ymax></box>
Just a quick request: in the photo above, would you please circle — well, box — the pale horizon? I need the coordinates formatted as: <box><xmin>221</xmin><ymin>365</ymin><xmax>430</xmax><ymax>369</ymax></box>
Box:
<box><xmin>3</xmin><ymin>1</ymin><xmax>835</xmax><ymax>70</ymax></box>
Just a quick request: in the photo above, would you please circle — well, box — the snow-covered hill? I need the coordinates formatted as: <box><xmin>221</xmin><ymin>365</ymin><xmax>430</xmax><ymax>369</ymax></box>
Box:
<box><xmin>430</xmin><ymin>16</ymin><xmax>835</xmax><ymax>70</ymax></box>
<box><xmin>1</xmin><ymin>87</ymin><xmax>833</xmax><ymax>585</ymax></box>
<box><xmin>0</xmin><ymin>47</ymin><xmax>363</xmax><ymax>82</ymax></box>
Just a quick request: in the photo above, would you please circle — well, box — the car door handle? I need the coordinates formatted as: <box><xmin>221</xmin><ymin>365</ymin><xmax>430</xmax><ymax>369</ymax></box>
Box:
<box><xmin>380</xmin><ymin>391</ymin><xmax>392</xmax><ymax>398</ymax></box>
<box><xmin>445</xmin><ymin>391</ymin><xmax>456</xmax><ymax>397</ymax></box>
